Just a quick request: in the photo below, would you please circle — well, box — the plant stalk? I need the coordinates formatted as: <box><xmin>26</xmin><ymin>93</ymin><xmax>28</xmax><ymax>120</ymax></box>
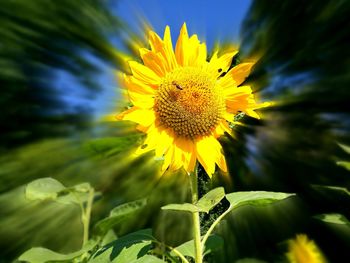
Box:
<box><xmin>190</xmin><ymin>164</ymin><xmax>203</xmax><ymax>263</ymax></box>
<box><xmin>82</xmin><ymin>188</ymin><xmax>94</xmax><ymax>246</ymax></box>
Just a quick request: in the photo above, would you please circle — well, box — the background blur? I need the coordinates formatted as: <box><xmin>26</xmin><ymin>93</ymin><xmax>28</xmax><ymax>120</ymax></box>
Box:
<box><xmin>0</xmin><ymin>0</ymin><xmax>350</xmax><ymax>262</ymax></box>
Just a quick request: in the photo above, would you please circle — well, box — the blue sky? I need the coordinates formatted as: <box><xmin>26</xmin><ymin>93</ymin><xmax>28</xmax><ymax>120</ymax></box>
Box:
<box><xmin>58</xmin><ymin>0</ymin><xmax>252</xmax><ymax>118</ymax></box>
<box><xmin>114</xmin><ymin>0</ymin><xmax>252</xmax><ymax>50</ymax></box>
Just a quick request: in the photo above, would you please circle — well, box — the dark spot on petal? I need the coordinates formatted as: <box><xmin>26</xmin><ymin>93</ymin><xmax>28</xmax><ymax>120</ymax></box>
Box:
<box><xmin>218</xmin><ymin>68</ymin><xmax>222</xmax><ymax>73</ymax></box>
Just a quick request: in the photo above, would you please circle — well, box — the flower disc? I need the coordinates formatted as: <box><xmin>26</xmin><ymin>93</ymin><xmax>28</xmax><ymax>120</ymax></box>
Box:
<box><xmin>155</xmin><ymin>67</ymin><xmax>225</xmax><ymax>139</ymax></box>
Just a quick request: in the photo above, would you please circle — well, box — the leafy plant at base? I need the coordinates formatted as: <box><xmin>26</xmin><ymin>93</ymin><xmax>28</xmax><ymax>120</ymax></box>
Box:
<box><xmin>18</xmin><ymin>177</ymin><xmax>295</xmax><ymax>263</ymax></box>
<box><xmin>162</xmin><ymin>186</ymin><xmax>295</xmax><ymax>262</ymax></box>
<box><xmin>18</xmin><ymin>178</ymin><xmax>163</xmax><ymax>263</ymax></box>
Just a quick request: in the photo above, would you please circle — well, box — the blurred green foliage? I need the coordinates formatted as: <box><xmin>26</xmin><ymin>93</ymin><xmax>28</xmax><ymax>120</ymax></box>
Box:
<box><xmin>0</xmin><ymin>0</ymin><xmax>122</xmax><ymax>150</ymax></box>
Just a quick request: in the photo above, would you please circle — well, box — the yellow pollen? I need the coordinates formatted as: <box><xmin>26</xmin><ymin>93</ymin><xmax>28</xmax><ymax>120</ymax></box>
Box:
<box><xmin>154</xmin><ymin>67</ymin><xmax>225</xmax><ymax>138</ymax></box>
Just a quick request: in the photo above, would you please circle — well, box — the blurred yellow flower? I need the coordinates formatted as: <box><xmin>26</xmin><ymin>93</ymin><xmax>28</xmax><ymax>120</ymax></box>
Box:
<box><xmin>117</xmin><ymin>23</ymin><xmax>268</xmax><ymax>175</ymax></box>
<box><xmin>286</xmin><ymin>234</ymin><xmax>327</xmax><ymax>263</ymax></box>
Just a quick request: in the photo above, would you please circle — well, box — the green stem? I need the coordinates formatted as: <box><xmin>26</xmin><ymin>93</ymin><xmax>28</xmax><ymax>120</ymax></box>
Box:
<box><xmin>201</xmin><ymin>204</ymin><xmax>232</xmax><ymax>250</ymax></box>
<box><xmin>82</xmin><ymin>188</ymin><xmax>94</xmax><ymax>246</ymax></box>
<box><xmin>190</xmin><ymin>164</ymin><xmax>203</xmax><ymax>263</ymax></box>
<box><xmin>152</xmin><ymin>240</ymin><xmax>190</xmax><ymax>263</ymax></box>
<box><xmin>171</xmin><ymin>247</ymin><xmax>190</xmax><ymax>263</ymax></box>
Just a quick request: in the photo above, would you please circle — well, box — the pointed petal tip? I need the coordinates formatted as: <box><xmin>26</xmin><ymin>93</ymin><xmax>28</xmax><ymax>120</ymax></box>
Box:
<box><xmin>116</xmin><ymin>112</ymin><xmax>125</xmax><ymax>120</ymax></box>
<box><xmin>180</xmin><ymin>22</ymin><xmax>188</xmax><ymax>35</ymax></box>
<box><xmin>148</xmin><ymin>29</ymin><xmax>159</xmax><ymax>40</ymax></box>
<box><xmin>163</xmin><ymin>25</ymin><xmax>172</xmax><ymax>41</ymax></box>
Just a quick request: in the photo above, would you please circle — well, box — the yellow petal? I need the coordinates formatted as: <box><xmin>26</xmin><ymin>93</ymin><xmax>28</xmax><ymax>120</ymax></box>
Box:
<box><xmin>196</xmin><ymin>42</ymin><xmax>207</xmax><ymax>66</ymax></box>
<box><xmin>225</xmin><ymin>86</ymin><xmax>253</xmax><ymax>113</ymax></box>
<box><xmin>175</xmin><ymin>23</ymin><xmax>206</xmax><ymax>67</ymax></box>
<box><xmin>225</xmin><ymin>85</ymin><xmax>252</xmax><ymax>98</ymax></box>
<box><xmin>149</xmin><ymin>30</ymin><xmax>164</xmax><ymax>54</ymax></box>
<box><xmin>196</xmin><ymin>136</ymin><xmax>224</xmax><ymax>176</ymax></box>
<box><xmin>136</xmin><ymin>124</ymin><xmax>150</xmax><ymax>133</ymax></box>
<box><xmin>188</xmin><ymin>35</ymin><xmax>206</xmax><ymax>66</ymax></box>
<box><xmin>176</xmin><ymin>137</ymin><xmax>196</xmax><ymax>173</ymax></box>
<box><xmin>163</xmin><ymin>25</ymin><xmax>177</xmax><ymax>70</ymax></box>
<box><xmin>246</xmin><ymin>109</ymin><xmax>261</xmax><ymax>119</ymax></box>
<box><xmin>123</xmin><ymin>75</ymin><xmax>155</xmax><ymax>109</ymax></box>
<box><xmin>223</xmin><ymin>112</ymin><xmax>235</xmax><ymax>122</ymax></box>
<box><xmin>220</xmin><ymin>62</ymin><xmax>255</xmax><ymax>88</ymax></box>
<box><xmin>148</xmin><ymin>26</ymin><xmax>177</xmax><ymax>72</ymax></box>
<box><xmin>117</xmin><ymin>107</ymin><xmax>155</xmax><ymax>127</ymax></box>
<box><xmin>186</xmin><ymin>151</ymin><xmax>197</xmax><ymax>173</ymax></box>
<box><xmin>139</xmin><ymin>48</ymin><xmax>168</xmax><ymax>77</ymax></box>
<box><xmin>128</xmin><ymin>61</ymin><xmax>160</xmax><ymax>85</ymax></box>
<box><xmin>162</xmin><ymin>145</ymin><xmax>174</xmax><ymax>172</ymax></box>
<box><xmin>213</xmin><ymin>121</ymin><xmax>232</xmax><ymax>138</ymax></box>
<box><xmin>171</xmin><ymin>140</ymin><xmax>183</xmax><ymax>170</ymax></box>
<box><xmin>225</xmin><ymin>86</ymin><xmax>270</xmax><ymax>119</ymax></box>
<box><xmin>135</xmin><ymin>125</ymin><xmax>159</xmax><ymax>156</ymax></box>
<box><xmin>155</xmin><ymin>129</ymin><xmax>174</xmax><ymax>157</ymax></box>
<box><xmin>124</xmin><ymin>75</ymin><xmax>156</xmax><ymax>95</ymax></box>
<box><xmin>128</xmin><ymin>92</ymin><xmax>154</xmax><ymax>109</ymax></box>
<box><xmin>217</xmin><ymin>153</ymin><xmax>227</xmax><ymax>172</ymax></box>
<box><xmin>161</xmin><ymin>136</ymin><xmax>196</xmax><ymax>173</ymax></box>
<box><xmin>175</xmin><ymin>23</ymin><xmax>189</xmax><ymax>66</ymax></box>
<box><xmin>209</xmin><ymin>50</ymin><xmax>238</xmax><ymax>77</ymax></box>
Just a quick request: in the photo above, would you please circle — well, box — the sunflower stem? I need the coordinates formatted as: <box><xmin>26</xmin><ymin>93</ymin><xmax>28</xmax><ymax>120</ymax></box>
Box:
<box><xmin>82</xmin><ymin>188</ymin><xmax>94</xmax><ymax>247</ymax></box>
<box><xmin>190</xmin><ymin>164</ymin><xmax>203</xmax><ymax>263</ymax></box>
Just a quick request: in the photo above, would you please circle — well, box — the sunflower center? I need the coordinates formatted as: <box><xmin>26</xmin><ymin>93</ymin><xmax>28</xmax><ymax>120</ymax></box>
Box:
<box><xmin>154</xmin><ymin>67</ymin><xmax>225</xmax><ymax>138</ymax></box>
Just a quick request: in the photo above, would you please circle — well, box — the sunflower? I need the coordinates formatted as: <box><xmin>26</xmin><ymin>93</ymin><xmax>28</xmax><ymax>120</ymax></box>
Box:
<box><xmin>286</xmin><ymin>234</ymin><xmax>327</xmax><ymax>263</ymax></box>
<box><xmin>117</xmin><ymin>23</ymin><xmax>268</xmax><ymax>176</ymax></box>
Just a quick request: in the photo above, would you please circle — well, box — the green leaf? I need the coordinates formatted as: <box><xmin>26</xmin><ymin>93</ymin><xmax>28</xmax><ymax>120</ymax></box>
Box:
<box><xmin>338</xmin><ymin>143</ymin><xmax>350</xmax><ymax>154</ymax></box>
<box><xmin>171</xmin><ymin>240</ymin><xmax>194</xmax><ymax>258</ymax></box>
<box><xmin>19</xmin><ymin>247</ymin><xmax>81</xmax><ymax>263</ymax></box>
<box><xmin>94</xmin><ymin>199</ymin><xmax>147</xmax><ymax>236</ymax></box>
<box><xmin>196</xmin><ymin>187</ymin><xmax>225</xmax><ymax>213</ymax></box>
<box><xmin>312</xmin><ymin>185</ymin><xmax>350</xmax><ymax>197</ymax></box>
<box><xmin>314</xmin><ymin>213</ymin><xmax>350</xmax><ymax>226</ymax></box>
<box><xmin>25</xmin><ymin>177</ymin><xmax>66</xmax><ymax>201</ymax></box>
<box><xmin>89</xmin><ymin>229</ymin><xmax>155</xmax><ymax>263</ymax></box>
<box><xmin>202</xmin><ymin>235</ymin><xmax>224</xmax><ymax>256</ymax></box>
<box><xmin>225</xmin><ymin>191</ymin><xmax>294</xmax><ymax>210</ymax></box>
<box><xmin>171</xmin><ymin>235</ymin><xmax>224</xmax><ymax>258</ymax></box>
<box><xmin>131</xmin><ymin>255</ymin><xmax>166</xmax><ymax>263</ymax></box>
<box><xmin>112</xmin><ymin>242</ymin><xmax>151</xmax><ymax>263</ymax></box>
<box><xmin>19</xmin><ymin>240</ymin><xmax>97</xmax><ymax>263</ymax></box>
<box><xmin>163</xmin><ymin>190</ymin><xmax>290</xmax><ymax>215</ymax></box>
<box><xmin>109</xmin><ymin>198</ymin><xmax>147</xmax><ymax>217</ymax></box>
<box><xmin>55</xmin><ymin>191</ymin><xmax>90</xmax><ymax>205</ymax></box>
<box><xmin>337</xmin><ymin>161</ymin><xmax>350</xmax><ymax>171</ymax></box>
<box><xmin>25</xmin><ymin>178</ymin><xmax>96</xmax><ymax>205</ymax></box>
<box><xmin>101</xmin><ymin>229</ymin><xmax>118</xmax><ymax>246</ymax></box>
<box><xmin>162</xmin><ymin>187</ymin><xmax>225</xmax><ymax>213</ymax></box>
<box><xmin>161</xmin><ymin>203</ymin><xmax>200</xmax><ymax>213</ymax></box>
<box><xmin>71</xmin><ymin>182</ymin><xmax>92</xmax><ymax>193</ymax></box>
